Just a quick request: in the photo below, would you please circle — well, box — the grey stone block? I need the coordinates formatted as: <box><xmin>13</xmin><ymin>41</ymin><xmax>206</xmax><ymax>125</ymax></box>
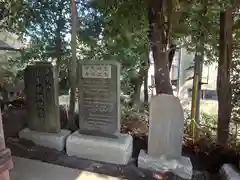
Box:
<box><xmin>19</xmin><ymin>128</ymin><xmax>71</xmax><ymax>151</ymax></box>
<box><xmin>78</xmin><ymin>61</ymin><xmax>121</xmax><ymax>134</ymax></box>
<box><xmin>24</xmin><ymin>63</ymin><xmax>61</xmax><ymax>133</ymax></box>
<box><xmin>138</xmin><ymin>150</ymin><xmax>193</xmax><ymax>180</ymax></box>
<box><xmin>66</xmin><ymin>131</ymin><xmax>133</xmax><ymax>165</ymax></box>
<box><xmin>220</xmin><ymin>164</ymin><xmax>240</xmax><ymax>180</ymax></box>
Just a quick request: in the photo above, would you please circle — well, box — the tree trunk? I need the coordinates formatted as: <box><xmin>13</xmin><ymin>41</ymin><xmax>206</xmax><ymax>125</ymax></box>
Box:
<box><xmin>130</xmin><ymin>65</ymin><xmax>145</xmax><ymax>111</ymax></box>
<box><xmin>152</xmin><ymin>47</ymin><xmax>173</xmax><ymax>95</ymax></box>
<box><xmin>168</xmin><ymin>44</ymin><xmax>176</xmax><ymax>71</ymax></box>
<box><xmin>54</xmin><ymin>18</ymin><xmax>63</xmax><ymax>126</ymax></box>
<box><xmin>190</xmin><ymin>50</ymin><xmax>204</xmax><ymax>142</ymax></box>
<box><xmin>148</xmin><ymin>0</ymin><xmax>173</xmax><ymax>95</ymax></box>
<box><xmin>131</xmin><ymin>77</ymin><xmax>143</xmax><ymax>111</ymax></box>
<box><xmin>68</xmin><ymin>0</ymin><xmax>77</xmax><ymax>130</ymax></box>
<box><xmin>144</xmin><ymin>49</ymin><xmax>150</xmax><ymax>103</ymax></box>
<box><xmin>144</xmin><ymin>68</ymin><xmax>149</xmax><ymax>103</ymax></box>
<box><xmin>217</xmin><ymin>7</ymin><xmax>233</xmax><ymax>147</ymax></box>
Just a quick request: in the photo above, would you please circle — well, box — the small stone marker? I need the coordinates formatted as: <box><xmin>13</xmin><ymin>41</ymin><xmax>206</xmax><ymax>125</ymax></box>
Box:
<box><xmin>148</xmin><ymin>94</ymin><xmax>184</xmax><ymax>158</ymax></box>
<box><xmin>24</xmin><ymin>62</ymin><xmax>60</xmax><ymax>133</ymax></box>
<box><xmin>138</xmin><ymin>94</ymin><xmax>192</xmax><ymax>179</ymax></box>
<box><xmin>77</xmin><ymin>60</ymin><xmax>120</xmax><ymax>136</ymax></box>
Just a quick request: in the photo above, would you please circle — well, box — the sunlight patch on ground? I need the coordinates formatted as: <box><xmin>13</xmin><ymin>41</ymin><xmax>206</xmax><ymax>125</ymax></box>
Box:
<box><xmin>75</xmin><ymin>171</ymin><xmax>120</xmax><ymax>180</ymax></box>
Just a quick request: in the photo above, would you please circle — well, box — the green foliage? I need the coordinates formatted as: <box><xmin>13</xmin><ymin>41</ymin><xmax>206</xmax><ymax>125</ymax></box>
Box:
<box><xmin>78</xmin><ymin>0</ymin><xmax>149</xmax><ymax>98</ymax></box>
<box><xmin>4</xmin><ymin>0</ymin><xmax>150</xmax><ymax>99</ymax></box>
<box><xmin>3</xmin><ymin>0</ymin><xmax>240</xmax><ymax>114</ymax></box>
<box><xmin>231</xmin><ymin>57</ymin><xmax>240</xmax><ymax>137</ymax></box>
<box><xmin>0</xmin><ymin>0</ymin><xmax>24</xmax><ymax>30</ymax></box>
<box><xmin>2</xmin><ymin>0</ymin><xmax>71</xmax><ymax>68</ymax></box>
<box><xmin>1</xmin><ymin>0</ymin><xmax>74</xmax><ymax>88</ymax></box>
<box><xmin>2</xmin><ymin>0</ymin><xmax>240</xmax><ymax>147</ymax></box>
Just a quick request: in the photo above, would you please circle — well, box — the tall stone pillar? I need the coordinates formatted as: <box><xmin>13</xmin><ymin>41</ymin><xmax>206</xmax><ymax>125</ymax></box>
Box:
<box><xmin>0</xmin><ymin>109</ymin><xmax>13</xmax><ymax>180</ymax></box>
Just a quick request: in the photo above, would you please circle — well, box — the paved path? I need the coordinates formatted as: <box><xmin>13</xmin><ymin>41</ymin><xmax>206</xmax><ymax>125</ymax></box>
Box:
<box><xmin>10</xmin><ymin>156</ymin><xmax>120</xmax><ymax>180</ymax></box>
<box><xmin>7</xmin><ymin>138</ymin><xmax>212</xmax><ymax>179</ymax></box>
<box><xmin>7</xmin><ymin>139</ymin><xmax>155</xmax><ymax>180</ymax></box>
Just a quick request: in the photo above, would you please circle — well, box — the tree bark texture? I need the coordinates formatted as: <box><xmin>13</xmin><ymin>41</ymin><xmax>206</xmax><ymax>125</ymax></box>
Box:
<box><xmin>144</xmin><ymin>67</ymin><xmax>149</xmax><ymax>103</ymax></box>
<box><xmin>217</xmin><ymin>7</ymin><xmax>233</xmax><ymax>147</ymax></box>
<box><xmin>68</xmin><ymin>0</ymin><xmax>77</xmax><ymax>130</ymax></box>
<box><xmin>148</xmin><ymin>0</ymin><xmax>173</xmax><ymax>94</ymax></box>
<box><xmin>130</xmin><ymin>62</ymin><xmax>146</xmax><ymax>110</ymax></box>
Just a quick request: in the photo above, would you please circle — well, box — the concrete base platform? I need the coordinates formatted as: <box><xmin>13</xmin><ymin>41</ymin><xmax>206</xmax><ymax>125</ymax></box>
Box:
<box><xmin>138</xmin><ymin>150</ymin><xmax>193</xmax><ymax>179</ymax></box>
<box><xmin>220</xmin><ymin>164</ymin><xmax>240</xmax><ymax>180</ymax></box>
<box><xmin>19</xmin><ymin>128</ymin><xmax>71</xmax><ymax>151</ymax></box>
<box><xmin>10</xmin><ymin>156</ymin><xmax>119</xmax><ymax>180</ymax></box>
<box><xmin>66</xmin><ymin>131</ymin><xmax>133</xmax><ymax>165</ymax></box>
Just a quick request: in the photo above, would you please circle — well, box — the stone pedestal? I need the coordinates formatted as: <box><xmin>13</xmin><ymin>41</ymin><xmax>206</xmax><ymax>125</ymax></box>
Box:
<box><xmin>220</xmin><ymin>164</ymin><xmax>240</xmax><ymax>180</ymax></box>
<box><xmin>138</xmin><ymin>150</ymin><xmax>192</xmax><ymax>179</ymax></box>
<box><xmin>66</xmin><ymin>131</ymin><xmax>133</xmax><ymax>165</ymax></box>
<box><xmin>19</xmin><ymin>128</ymin><xmax>71</xmax><ymax>151</ymax></box>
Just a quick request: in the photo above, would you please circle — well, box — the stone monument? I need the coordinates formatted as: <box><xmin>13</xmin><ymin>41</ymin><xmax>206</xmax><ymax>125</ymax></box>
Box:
<box><xmin>19</xmin><ymin>62</ymin><xmax>70</xmax><ymax>151</ymax></box>
<box><xmin>138</xmin><ymin>94</ymin><xmax>192</xmax><ymax>179</ymax></box>
<box><xmin>66</xmin><ymin>60</ymin><xmax>133</xmax><ymax>165</ymax></box>
<box><xmin>220</xmin><ymin>164</ymin><xmax>240</xmax><ymax>180</ymax></box>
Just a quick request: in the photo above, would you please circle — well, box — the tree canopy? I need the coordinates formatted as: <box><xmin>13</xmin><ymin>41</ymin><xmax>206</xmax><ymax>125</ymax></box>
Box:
<box><xmin>2</xmin><ymin>0</ymin><xmax>240</xmax><ymax>146</ymax></box>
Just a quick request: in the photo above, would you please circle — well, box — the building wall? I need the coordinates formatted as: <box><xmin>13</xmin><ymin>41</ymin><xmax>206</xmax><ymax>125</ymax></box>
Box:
<box><xmin>140</xmin><ymin>48</ymin><xmax>218</xmax><ymax>115</ymax></box>
<box><xmin>178</xmin><ymin>50</ymin><xmax>218</xmax><ymax>98</ymax></box>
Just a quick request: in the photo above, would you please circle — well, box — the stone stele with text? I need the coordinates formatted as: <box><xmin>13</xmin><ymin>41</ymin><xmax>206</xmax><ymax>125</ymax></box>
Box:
<box><xmin>24</xmin><ymin>62</ymin><xmax>60</xmax><ymax>133</ymax></box>
<box><xmin>66</xmin><ymin>60</ymin><xmax>133</xmax><ymax>165</ymax></box>
<box><xmin>78</xmin><ymin>60</ymin><xmax>120</xmax><ymax>136</ymax></box>
<box><xmin>20</xmin><ymin>62</ymin><xmax>70</xmax><ymax>151</ymax></box>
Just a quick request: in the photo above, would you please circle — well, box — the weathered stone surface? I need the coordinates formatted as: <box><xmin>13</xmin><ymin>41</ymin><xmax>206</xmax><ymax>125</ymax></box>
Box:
<box><xmin>66</xmin><ymin>131</ymin><xmax>132</xmax><ymax>165</ymax></box>
<box><xmin>138</xmin><ymin>150</ymin><xmax>192</xmax><ymax>180</ymax></box>
<box><xmin>19</xmin><ymin>128</ymin><xmax>71</xmax><ymax>151</ymax></box>
<box><xmin>220</xmin><ymin>164</ymin><xmax>240</xmax><ymax>180</ymax></box>
<box><xmin>138</xmin><ymin>94</ymin><xmax>191</xmax><ymax>179</ymax></box>
<box><xmin>77</xmin><ymin>61</ymin><xmax>121</xmax><ymax>135</ymax></box>
<box><xmin>0</xmin><ymin>109</ymin><xmax>12</xmax><ymax>180</ymax></box>
<box><xmin>148</xmin><ymin>94</ymin><xmax>184</xmax><ymax>158</ymax></box>
<box><xmin>24</xmin><ymin>62</ymin><xmax>60</xmax><ymax>133</ymax></box>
